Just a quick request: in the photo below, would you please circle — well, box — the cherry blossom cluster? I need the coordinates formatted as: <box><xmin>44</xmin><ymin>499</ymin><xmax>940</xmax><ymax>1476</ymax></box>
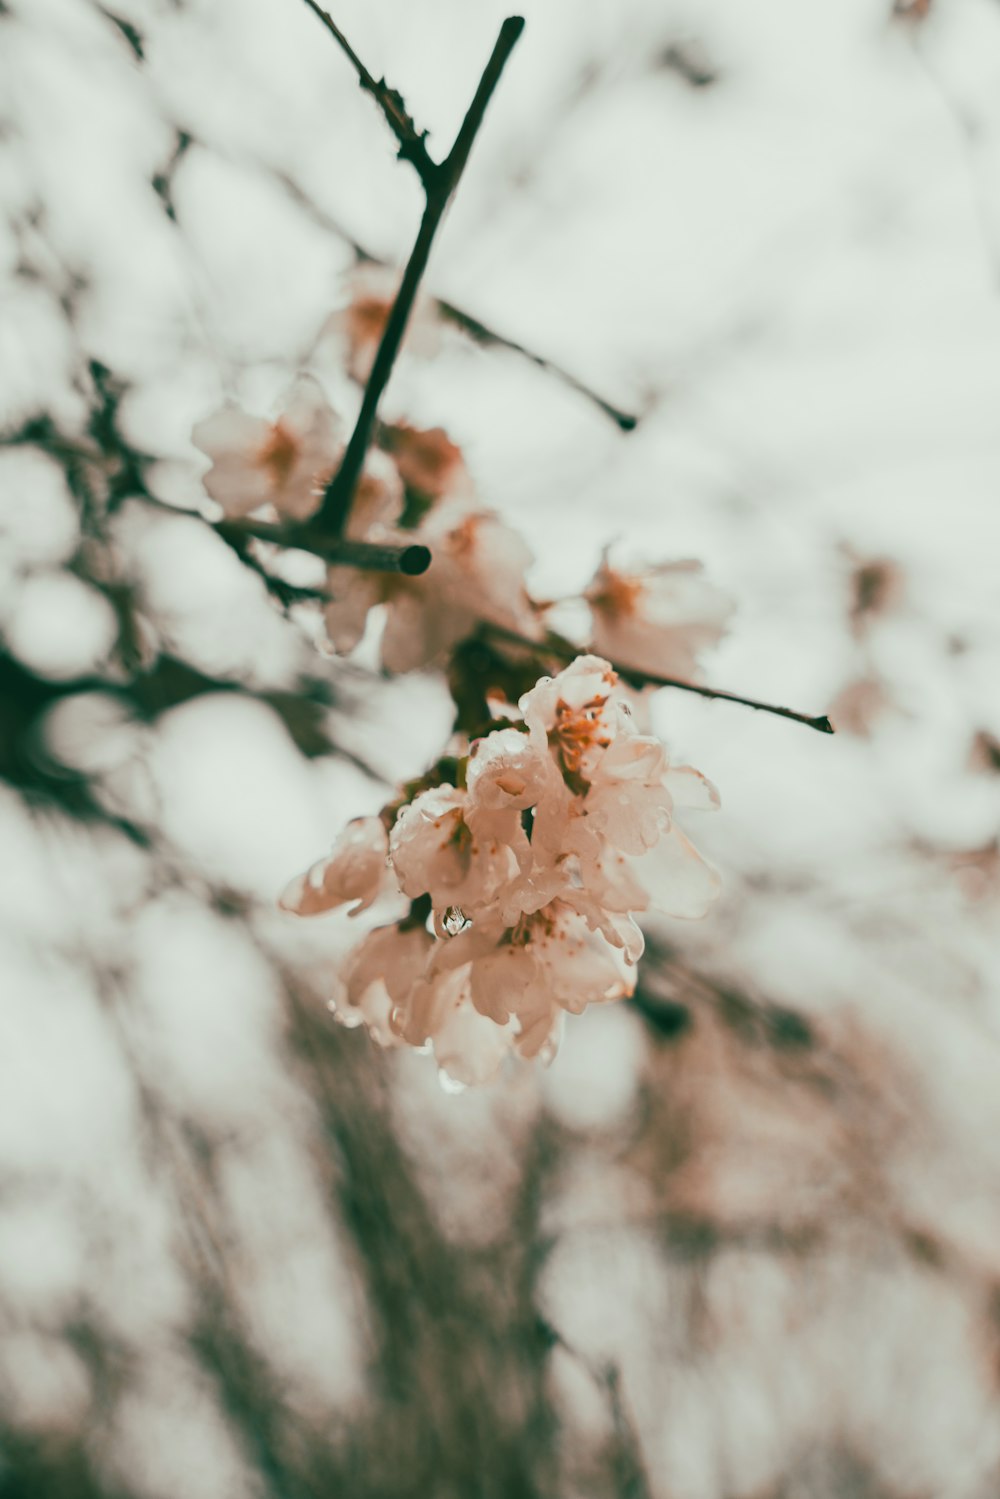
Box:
<box><xmin>280</xmin><ymin>655</ymin><xmax>720</xmax><ymax>1087</ymax></box>
<box><xmin>190</xmin><ymin>270</ymin><xmax>731</xmax><ymax>1083</ymax></box>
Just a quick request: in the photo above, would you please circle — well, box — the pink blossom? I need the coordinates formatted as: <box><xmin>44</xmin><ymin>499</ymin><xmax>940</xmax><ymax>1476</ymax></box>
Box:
<box><xmin>379</xmin><ymin>505</ymin><xmax>541</xmax><ymax>673</ymax></box>
<box><xmin>192</xmin><ymin>378</ymin><xmax>341</xmax><ymax>523</ymax></box>
<box><xmin>327</xmin><ymin>263</ymin><xmax>440</xmax><ymax>384</ymax></box>
<box><xmin>433</xmin><ymin>900</ymin><xmax>632</xmax><ymax>1060</ymax></box>
<box><xmin>279</xmin><ymin>816</ymin><xmax>390</xmax><ymax>917</ymax></box>
<box><xmin>388</xmin><ymin>785</ymin><xmax>522</xmax><ymax>916</ymax></box>
<box><xmin>586</xmin><ymin>554</ymin><xmax>733</xmax><ymax>681</ymax></box>
<box><xmin>324</xmin><ymin>504</ymin><xmax>541</xmax><ymax>673</ymax></box>
<box><xmin>333</xmin><ymin>921</ymin><xmax>433</xmax><ymax>1045</ymax></box>
<box><xmin>280</xmin><ymin>652</ymin><xmax>722</xmax><ymax>1085</ymax></box>
<box><xmin>381</xmin><ymin>424</ymin><xmax>472</xmax><ymax>506</ymax></box>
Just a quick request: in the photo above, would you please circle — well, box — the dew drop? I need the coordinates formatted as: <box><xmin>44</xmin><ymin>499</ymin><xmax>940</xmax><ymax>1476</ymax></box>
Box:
<box><xmin>436</xmin><ymin>904</ymin><xmax>469</xmax><ymax>938</ymax></box>
<box><xmin>438</xmin><ymin>1068</ymin><xmax>467</xmax><ymax>1095</ymax></box>
<box><xmin>327</xmin><ymin>999</ymin><xmax>363</xmax><ymax>1030</ymax></box>
<box><xmin>538</xmin><ymin>1037</ymin><xmax>560</xmax><ymax>1068</ymax></box>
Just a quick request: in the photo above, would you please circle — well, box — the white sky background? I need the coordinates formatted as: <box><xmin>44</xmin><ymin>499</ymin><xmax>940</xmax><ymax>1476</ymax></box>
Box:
<box><xmin>3</xmin><ymin>0</ymin><xmax>1000</xmax><ymax>1495</ymax></box>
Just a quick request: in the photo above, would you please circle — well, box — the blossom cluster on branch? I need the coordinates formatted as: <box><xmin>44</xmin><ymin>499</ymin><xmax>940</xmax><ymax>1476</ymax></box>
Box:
<box><xmin>280</xmin><ymin>655</ymin><xmax>720</xmax><ymax>1086</ymax></box>
<box><xmin>191</xmin><ymin>275</ymin><xmax>732</xmax><ymax>678</ymax></box>
<box><xmin>185</xmin><ymin>268</ymin><xmax>736</xmax><ymax>1084</ymax></box>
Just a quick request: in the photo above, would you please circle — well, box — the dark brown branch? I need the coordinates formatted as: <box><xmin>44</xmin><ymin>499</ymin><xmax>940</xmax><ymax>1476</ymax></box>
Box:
<box><xmin>629</xmin><ymin>669</ymin><xmax>834</xmax><ymax>734</ymax></box>
<box><xmin>484</xmin><ymin>623</ymin><xmax>834</xmax><ymax>735</ymax></box>
<box><xmin>216</xmin><ymin>518</ymin><xmax>430</xmax><ymax>575</ymax></box>
<box><xmin>298</xmin><ymin>0</ymin><xmax>436</xmax><ymax>185</ymax></box>
<box><xmin>436</xmin><ymin>297</ymin><xmax>640</xmax><ymax>432</ymax></box>
<box><xmin>259</xmin><ymin>160</ymin><xmax>641</xmax><ymax>431</ymax></box>
<box><xmin>314</xmin><ymin>16</ymin><xmax>525</xmax><ymax>535</ymax></box>
<box><xmin>131</xmin><ymin>494</ymin><xmax>430</xmax><ymax>576</ymax></box>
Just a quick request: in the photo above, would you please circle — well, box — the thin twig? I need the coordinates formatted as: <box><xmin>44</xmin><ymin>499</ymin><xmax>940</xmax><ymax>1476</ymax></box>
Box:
<box><xmin>485</xmin><ymin>623</ymin><xmax>835</xmax><ymax>735</ymax></box>
<box><xmin>314</xmin><ymin>16</ymin><xmax>525</xmax><ymax>535</ymax></box>
<box><xmin>436</xmin><ymin>296</ymin><xmax>640</xmax><ymax>432</ymax></box>
<box><xmin>298</xmin><ymin>0</ymin><xmax>436</xmax><ymax>185</ymax></box>
<box><xmin>538</xmin><ymin>1319</ymin><xmax>653</xmax><ymax>1499</ymax></box>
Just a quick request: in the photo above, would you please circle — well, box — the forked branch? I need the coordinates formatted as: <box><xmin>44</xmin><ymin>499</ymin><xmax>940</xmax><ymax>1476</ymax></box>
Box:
<box><xmin>299</xmin><ymin>5</ymin><xmax>526</xmax><ymax>537</ymax></box>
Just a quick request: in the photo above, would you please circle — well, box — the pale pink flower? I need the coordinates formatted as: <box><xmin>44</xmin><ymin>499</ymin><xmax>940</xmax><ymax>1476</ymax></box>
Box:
<box><xmin>520</xmin><ymin>655</ymin><xmax>670</xmax><ymax>858</ymax></box>
<box><xmin>465</xmin><ymin>727</ymin><xmax>560</xmax><ymax>815</ymax></box>
<box><xmin>279</xmin><ymin>816</ymin><xmax>390</xmax><ymax>917</ymax></box>
<box><xmin>432</xmin><ymin>994</ymin><xmax>515</xmax><ymax>1087</ymax></box>
<box><xmin>192</xmin><ymin>378</ymin><xmax>341</xmax><ymax>522</ymax></box>
<box><xmin>388</xmin><ymin>785</ymin><xmax>522</xmax><ymax>917</ymax></box>
<box><xmin>334</xmin><ymin>930</ymin><xmax>516</xmax><ymax>1086</ymax></box>
<box><xmin>333</xmin><ymin>921</ymin><xmax>433</xmax><ymax>1045</ymax></box>
<box><xmin>344</xmin><ymin>447</ymin><xmax>404</xmax><ymax>541</ymax></box>
<box><xmin>324</xmin><ymin>505</ymin><xmax>541</xmax><ymax>673</ymax></box>
<box><xmin>631</xmin><ymin>825</ymin><xmax>721</xmax><ymax>919</ymax></box>
<box><xmin>573</xmin><ymin>732</ymin><xmax>673</xmax><ymax>857</ymax></box>
<box><xmin>379</xmin><ymin>505</ymin><xmax>541</xmax><ymax>674</ymax></box>
<box><xmin>518</xmin><ymin>655</ymin><xmax>722</xmax><ymax>924</ymax></box>
<box><xmin>434</xmin><ymin>901</ymin><xmax>633</xmax><ymax>1060</ymax></box>
<box><xmin>323</xmin><ymin>567</ymin><xmax>382</xmax><ymax>655</ymax></box>
<box><xmin>520</xmin><ymin>654</ymin><xmax>623</xmax><ymax>791</ymax></box>
<box><xmin>586</xmin><ymin>554</ymin><xmax>733</xmax><ymax>681</ymax></box>
<box><xmin>327</xmin><ymin>263</ymin><xmax>440</xmax><ymax>384</ymax></box>
<box><xmin>280</xmin><ymin>651</ymin><xmax>723</xmax><ymax>1085</ymax></box>
<box><xmin>381</xmin><ymin>424</ymin><xmax>472</xmax><ymax>508</ymax></box>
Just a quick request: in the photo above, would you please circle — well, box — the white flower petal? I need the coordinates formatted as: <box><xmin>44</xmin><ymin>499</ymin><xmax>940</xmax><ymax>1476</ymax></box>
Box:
<box><xmin>279</xmin><ymin>817</ymin><xmax>389</xmax><ymax>916</ymax></box>
<box><xmin>634</xmin><ymin>827</ymin><xmax>722</xmax><ymax>919</ymax></box>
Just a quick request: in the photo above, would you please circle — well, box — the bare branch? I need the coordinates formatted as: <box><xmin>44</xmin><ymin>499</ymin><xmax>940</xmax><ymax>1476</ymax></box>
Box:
<box><xmin>298</xmin><ymin>0</ymin><xmax>436</xmax><ymax>185</ymax></box>
<box><xmin>314</xmin><ymin>16</ymin><xmax>525</xmax><ymax>535</ymax></box>
<box><xmin>435</xmin><ymin>295</ymin><xmax>640</xmax><ymax>432</ymax></box>
<box><xmin>629</xmin><ymin>669</ymin><xmax>834</xmax><ymax>734</ymax></box>
<box><xmin>484</xmin><ymin>623</ymin><xmax>835</xmax><ymax>735</ymax></box>
<box><xmin>215</xmin><ymin>517</ymin><xmax>431</xmax><ymax>575</ymax></box>
<box><xmin>133</xmin><ymin>495</ymin><xmax>430</xmax><ymax>577</ymax></box>
<box><xmin>258</xmin><ymin>159</ymin><xmax>641</xmax><ymax>430</ymax></box>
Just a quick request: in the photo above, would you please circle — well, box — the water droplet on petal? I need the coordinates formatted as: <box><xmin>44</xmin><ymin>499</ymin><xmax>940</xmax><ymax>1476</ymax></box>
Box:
<box><xmin>436</xmin><ymin>904</ymin><xmax>469</xmax><ymax>938</ymax></box>
<box><xmin>538</xmin><ymin>1038</ymin><xmax>559</xmax><ymax>1068</ymax></box>
<box><xmin>438</xmin><ymin>1068</ymin><xmax>467</xmax><ymax>1095</ymax></box>
<box><xmin>328</xmin><ymin>998</ymin><xmax>364</xmax><ymax>1029</ymax></box>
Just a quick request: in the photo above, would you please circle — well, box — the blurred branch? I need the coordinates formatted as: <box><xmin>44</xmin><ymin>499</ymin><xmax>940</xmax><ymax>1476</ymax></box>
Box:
<box><xmin>538</xmin><ymin>1319</ymin><xmax>653</xmax><ymax>1499</ymax></box>
<box><xmin>299</xmin><ymin>0</ymin><xmax>436</xmax><ymax>186</ymax></box>
<box><xmin>216</xmin><ymin>517</ymin><xmax>431</xmax><ymax>575</ymax></box>
<box><xmin>906</xmin><ymin>32</ymin><xmax>1000</xmax><ymax>292</ymax></box>
<box><xmin>285</xmin><ymin>980</ymin><xmax>560</xmax><ymax>1498</ymax></box>
<box><xmin>434</xmin><ymin>295</ymin><xmax>640</xmax><ymax>431</ymax></box>
<box><xmin>483</xmin><ymin>623</ymin><xmax>835</xmax><ymax>735</ymax></box>
<box><xmin>314</xmin><ymin>15</ymin><xmax>525</xmax><ymax>534</ymax></box>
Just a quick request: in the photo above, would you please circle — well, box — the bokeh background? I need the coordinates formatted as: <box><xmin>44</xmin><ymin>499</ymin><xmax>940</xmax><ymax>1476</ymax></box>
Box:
<box><xmin>3</xmin><ymin>0</ymin><xmax>1000</xmax><ymax>1495</ymax></box>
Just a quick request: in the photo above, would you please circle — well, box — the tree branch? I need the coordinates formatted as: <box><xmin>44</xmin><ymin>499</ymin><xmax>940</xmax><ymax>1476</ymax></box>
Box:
<box><xmin>258</xmin><ymin>159</ymin><xmax>641</xmax><ymax>430</ymax></box>
<box><xmin>484</xmin><ymin>623</ymin><xmax>835</xmax><ymax>735</ymax></box>
<box><xmin>312</xmin><ymin>16</ymin><xmax>525</xmax><ymax>536</ymax></box>
<box><xmin>298</xmin><ymin>0</ymin><xmax>436</xmax><ymax>186</ymax></box>
<box><xmin>215</xmin><ymin>518</ymin><xmax>430</xmax><ymax>575</ymax></box>
<box><xmin>434</xmin><ymin>296</ymin><xmax>640</xmax><ymax>432</ymax></box>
